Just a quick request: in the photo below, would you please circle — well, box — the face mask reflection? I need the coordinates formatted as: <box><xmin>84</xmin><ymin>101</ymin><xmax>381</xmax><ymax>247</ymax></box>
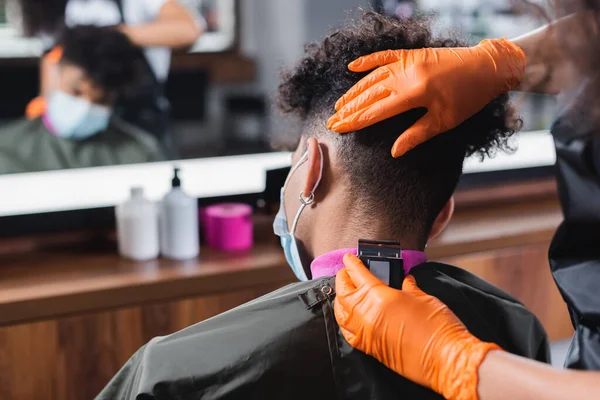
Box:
<box><xmin>46</xmin><ymin>90</ymin><xmax>111</xmax><ymax>140</ymax></box>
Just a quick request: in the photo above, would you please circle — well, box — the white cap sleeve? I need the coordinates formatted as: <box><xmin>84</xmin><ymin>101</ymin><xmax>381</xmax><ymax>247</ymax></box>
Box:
<box><xmin>144</xmin><ymin>0</ymin><xmax>205</xmax><ymax>30</ymax></box>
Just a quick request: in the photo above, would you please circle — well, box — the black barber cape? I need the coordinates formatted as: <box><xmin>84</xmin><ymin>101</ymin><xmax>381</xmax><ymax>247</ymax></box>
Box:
<box><xmin>549</xmin><ymin>81</ymin><xmax>600</xmax><ymax>369</ymax></box>
<box><xmin>96</xmin><ymin>262</ymin><xmax>549</xmax><ymax>399</ymax></box>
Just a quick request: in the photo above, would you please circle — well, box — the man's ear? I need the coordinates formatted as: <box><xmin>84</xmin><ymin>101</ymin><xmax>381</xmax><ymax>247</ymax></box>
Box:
<box><xmin>302</xmin><ymin>137</ymin><xmax>323</xmax><ymax>197</ymax></box>
<box><xmin>429</xmin><ymin>196</ymin><xmax>455</xmax><ymax>241</ymax></box>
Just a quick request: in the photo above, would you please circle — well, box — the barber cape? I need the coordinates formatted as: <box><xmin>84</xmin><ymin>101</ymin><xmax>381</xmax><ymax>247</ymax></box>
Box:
<box><xmin>96</xmin><ymin>262</ymin><xmax>549</xmax><ymax>399</ymax></box>
<box><xmin>0</xmin><ymin>117</ymin><xmax>164</xmax><ymax>174</ymax></box>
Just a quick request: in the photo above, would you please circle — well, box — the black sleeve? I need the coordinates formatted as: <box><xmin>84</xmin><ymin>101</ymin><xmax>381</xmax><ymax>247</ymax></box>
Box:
<box><xmin>548</xmin><ymin>115</ymin><xmax>600</xmax><ymax>370</ymax></box>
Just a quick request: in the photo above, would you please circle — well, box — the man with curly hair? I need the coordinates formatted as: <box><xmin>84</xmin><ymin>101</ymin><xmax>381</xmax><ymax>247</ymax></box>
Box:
<box><xmin>97</xmin><ymin>12</ymin><xmax>549</xmax><ymax>400</ymax></box>
<box><xmin>0</xmin><ymin>25</ymin><xmax>164</xmax><ymax>174</ymax></box>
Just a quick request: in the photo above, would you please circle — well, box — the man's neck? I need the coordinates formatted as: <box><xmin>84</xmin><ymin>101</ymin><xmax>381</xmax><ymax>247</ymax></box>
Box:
<box><xmin>307</xmin><ymin>210</ymin><xmax>422</xmax><ymax>262</ymax></box>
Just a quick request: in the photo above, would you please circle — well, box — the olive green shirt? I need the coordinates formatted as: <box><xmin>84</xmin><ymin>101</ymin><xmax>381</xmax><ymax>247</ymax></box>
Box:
<box><xmin>0</xmin><ymin>117</ymin><xmax>165</xmax><ymax>174</ymax></box>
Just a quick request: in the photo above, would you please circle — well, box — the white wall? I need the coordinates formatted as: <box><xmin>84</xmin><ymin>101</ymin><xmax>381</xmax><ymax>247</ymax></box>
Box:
<box><xmin>233</xmin><ymin>0</ymin><xmax>370</xmax><ymax>136</ymax></box>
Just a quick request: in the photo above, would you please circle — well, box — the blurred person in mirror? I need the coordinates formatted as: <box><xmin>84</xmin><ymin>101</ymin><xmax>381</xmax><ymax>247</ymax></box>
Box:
<box><xmin>96</xmin><ymin>12</ymin><xmax>549</xmax><ymax>400</ymax></box>
<box><xmin>18</xmin><ymin>0</ymin><xmax>204</xmax><ymax>154</ymax></box>
<box><xmin>0</xmin><ymin>25</ymin><xmax>165</xmax><ymax>174</ymax></box>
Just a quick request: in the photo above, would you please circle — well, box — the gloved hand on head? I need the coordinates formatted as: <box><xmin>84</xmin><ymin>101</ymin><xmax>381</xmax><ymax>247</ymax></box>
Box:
<box><xmin>334</xmin><ymin>254</ymin><xmax>501</xmax><ymax>400</ymax></box>
<box><xmin>327</xmin><ymin>38</ymin><xmax>526</xmax><ymax>158</ymax></box>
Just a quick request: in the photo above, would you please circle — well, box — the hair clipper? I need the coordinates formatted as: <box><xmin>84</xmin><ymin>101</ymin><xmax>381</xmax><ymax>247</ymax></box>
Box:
<box><xmin>357</xmin><ymin>239</ymin><xmax>404</xmax><ymax>289</ymax></box>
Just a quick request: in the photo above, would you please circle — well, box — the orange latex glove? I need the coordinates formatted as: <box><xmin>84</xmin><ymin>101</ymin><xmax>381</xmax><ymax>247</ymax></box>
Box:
<box><xmin>25</xmin><ymin>96</ymin><xmax>47</xmax><ymax>120</ymax></box>
<box><xmin>326</xmin><ymin>38</ymin><xmax>526</xmax><ymax>158</ymax></box>
<box><xmin>335</xmin><ymin>254</ymin><xmax>501</xmax><ymax>400</ymax></box>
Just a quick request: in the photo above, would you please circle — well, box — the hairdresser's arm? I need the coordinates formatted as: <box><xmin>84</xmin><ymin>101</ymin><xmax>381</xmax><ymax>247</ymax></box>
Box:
<box><xmin>335</xmin><ymin>255</ymin><xmax>600</xmax><ymax>400</ymax></box>
<box><xmin>40</xmin><ymin>55</ymin><xmax>55</xmax><ymax>97</ymax></box>
<box><xmin>478</xmin><ymin>351</ymin><xmax>600</xmax><ymax>400</ymax></box>
<box><xmin>40</xmin><ymin>47</ymin><xmax>63</xmax><ymax>97</ymax></box>
<box><xmin>512</xmin><ymin>14</ymin><xmax>584</xmax><ymax>94</ymax></box>
<box><xmin>120</xmin><ymin>0</ymin><xmax>203</xmax><ymax>49</ymax></box>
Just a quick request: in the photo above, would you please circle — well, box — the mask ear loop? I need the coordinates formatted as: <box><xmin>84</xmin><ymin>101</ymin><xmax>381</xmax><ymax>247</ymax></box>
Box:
<box><xmin>291</xmin><ymin>144</ymin><xmax>324</xmax><ymax>233</ymax></box>
<box><xmin>283</xmin><ymin>151</ymin><xmax>309</xmax><ymax>189</ymax></box>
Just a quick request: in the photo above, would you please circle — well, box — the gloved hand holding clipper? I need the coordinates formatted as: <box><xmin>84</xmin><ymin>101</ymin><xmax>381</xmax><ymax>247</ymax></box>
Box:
<box><xmin>336</xmin><ymin>254</ymin><xmax>600</xmax><ymax>400</ymax></box>
<box><xmin>335</xmin><ymin>254</ymin><xmax>501</xmax><ymax>400</ymax></box>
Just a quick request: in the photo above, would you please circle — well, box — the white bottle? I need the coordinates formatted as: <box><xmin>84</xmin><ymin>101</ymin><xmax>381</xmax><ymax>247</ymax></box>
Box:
<box><xmin>116</xmin><ymin>187</ymin><xmax>160</xmax><ymax>261</ymax></box>
<box><xmin>160</xmin><ymin>168</ymin><xmax>200</xmax><ymax>260</ymax></box>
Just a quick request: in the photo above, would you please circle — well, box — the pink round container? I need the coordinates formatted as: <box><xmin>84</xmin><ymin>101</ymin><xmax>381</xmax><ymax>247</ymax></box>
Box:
<box><xmin>202</xmin><ymin>203</ymin><xmax>253</xmax><ymax>251</ymax></box>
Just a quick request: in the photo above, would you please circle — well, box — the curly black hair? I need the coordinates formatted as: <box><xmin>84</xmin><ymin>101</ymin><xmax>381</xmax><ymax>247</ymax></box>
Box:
<box><xmin>277</xmin><ymin>12</ymin><xmax>521</xmax><ymax>244</ymax></box>
<box><xmin>58</xmin><ymin>25</ymin><xmax>150</xmax><ymax>99</ymax></box>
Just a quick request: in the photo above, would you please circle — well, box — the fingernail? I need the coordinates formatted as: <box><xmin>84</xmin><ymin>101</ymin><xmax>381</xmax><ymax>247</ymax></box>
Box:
<box><xmin>331</xmin><ymin>122</ymin><xmax>344</xmax><ymax>133</ymax></box>
<box><xmin>391</xmin><ymin>145</ymin><xmax>405</xmax><ymax>158</ymax></box>
<box><xmin>348</xmin><ymin>61</ymin><xmax>361</xmax><ymax>70</ymax></box>
<box><xmin>326</xmin><ymin>117</ymin><xmax>337</xmax><ymax>129</ymax></box>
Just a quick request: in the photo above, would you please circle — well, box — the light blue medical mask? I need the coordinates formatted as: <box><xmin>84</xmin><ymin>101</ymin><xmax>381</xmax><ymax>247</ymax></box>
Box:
<box><xmin>273</xmin><ymin>146</ymin><xmax>323</xmax><ymax>281</ymax></box>
<box><xmin>47</xmin><ymin>90</ymin><xmax>111</xmax><ymax>140</ymax></box>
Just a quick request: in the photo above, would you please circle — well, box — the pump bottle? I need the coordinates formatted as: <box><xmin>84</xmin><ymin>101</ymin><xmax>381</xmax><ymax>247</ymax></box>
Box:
<box><xmin>160</xmin><ymin>168</ymin><xmax>200</xmax><ymax>260</ymax></box>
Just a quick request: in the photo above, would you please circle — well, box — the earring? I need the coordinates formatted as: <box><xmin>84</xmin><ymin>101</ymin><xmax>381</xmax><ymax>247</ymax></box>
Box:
<box><xmin>299</xmin><ymin>191</ymin><xmax>315</xmax><ymax>205</ymax></box>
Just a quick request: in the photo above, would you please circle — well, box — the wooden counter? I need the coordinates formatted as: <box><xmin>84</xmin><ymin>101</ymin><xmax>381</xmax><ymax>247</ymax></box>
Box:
<box><xmin>0</xmin><ymin>243</ymin><xmax>292</xmax><ymax>327</ymax></box>
<box><xmin>0</xmin><ymin>191</ymin><xmax>573</xmax><ymax>400</ymax></box>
